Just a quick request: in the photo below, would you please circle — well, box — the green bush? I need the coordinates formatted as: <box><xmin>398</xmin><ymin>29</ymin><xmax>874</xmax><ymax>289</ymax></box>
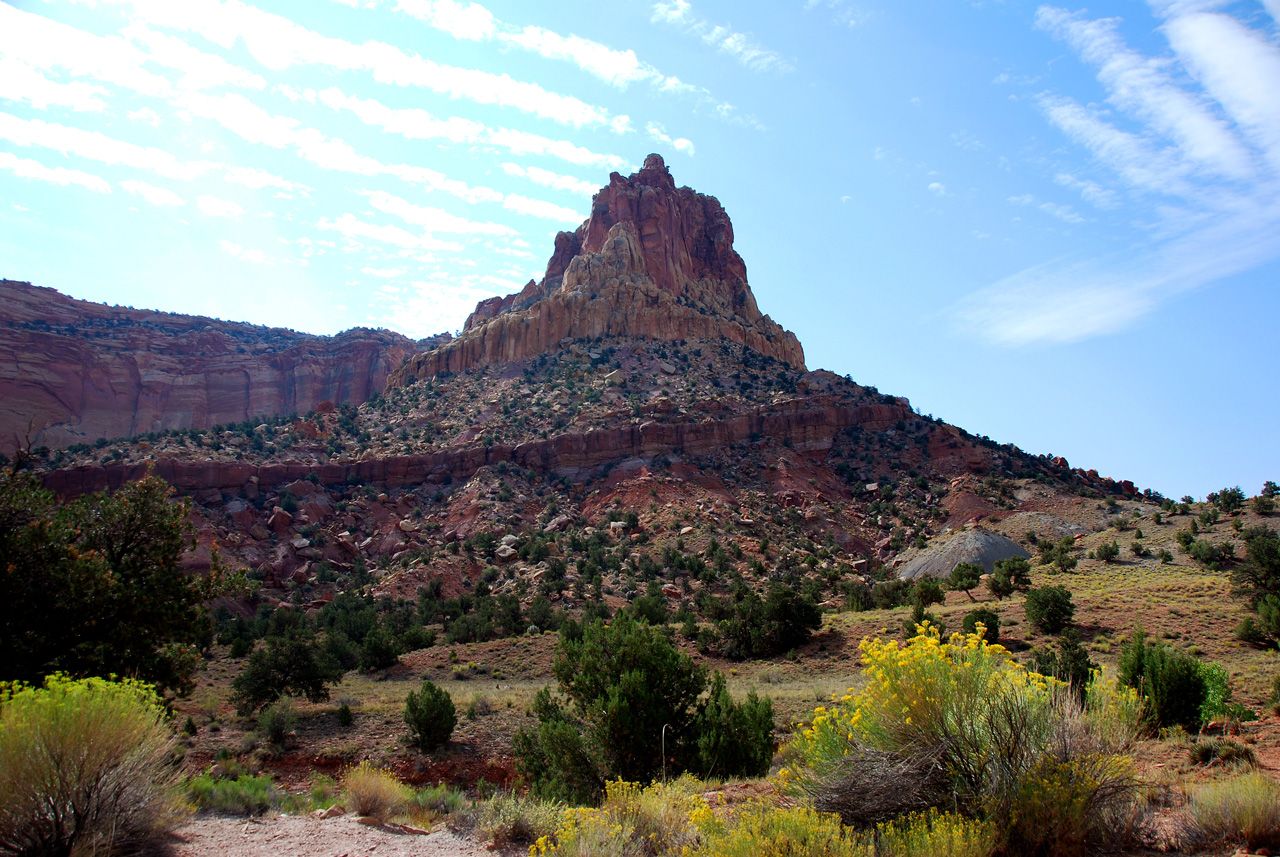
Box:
<box><xmin>961</xmin><ymin>609</ymin><xmax>1000</xmax><ymax>644</ymax></box>
<box><xmin>912</xmin><ymin>579</ymin><xmax>945</xmax><ymax>608</ymax></box>
<box><xmin>0</xmin><ymin>675</ymin><xmax>184</xmax><ymax>856</ymax></box>
<box><xmin>187</xmin><ymin>772</ymin><xmax>282</xmax><ymax>816</ymax></box>
<box><xmin>1117</xmin><ymin>627</ymin><xmax>1206</xmax><ymax>729</ymax></box>
<box><xmin>994</xmin><ymin>555</ymin><xmax>1032</xmax><ymax>588</ymax></box>
<box><xmin>715</xmin><ymin>584</ymin><xmax>821</xmax><ymax>660</ymax></box>
<box><xmin>515</xmin><ymin>613</ymin><xmax>775</xmax><ymax>802</ymax></box>
<box><xmin>1254</xmin><ymin>496</ymin><xmax>1277</xmax><ymax>516</ymax></box>
<box><xmin>1024</xmin><ymin>586</ymin><xmax>1075</xmax><ymax>634</ymax></box>
<box><xmin>258</xmin><ymin>698</ymin><xmax>296</xmax><ymax>746</ymax></box>
<box><xmin>1095</xmin><ymin>540</ymin><xmax>1120</xmax><ymax>563</ymax></box>
<box><xmin>359</xmin><ymin>624</ymin><xmax>401</xmax><ymax>671</ymax></box>
<box><xmin>404</xmin><ymin>679</ymin><xmax>456</xmax><ymax>752</ymax></box>
<box><xmin>986</xmin><ymin>568</ymin><xmax>1014</xmax><ymax>601</ymax></box>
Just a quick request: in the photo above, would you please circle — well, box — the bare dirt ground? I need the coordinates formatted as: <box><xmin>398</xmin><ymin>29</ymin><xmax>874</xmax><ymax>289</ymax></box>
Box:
<box><xmin>171</xmin><ymin>813</ymin><xmax>492</xmax><ymax>857</ymax></box>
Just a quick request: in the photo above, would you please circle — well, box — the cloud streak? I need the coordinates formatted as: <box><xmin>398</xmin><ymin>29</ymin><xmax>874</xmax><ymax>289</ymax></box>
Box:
<box><xmin>651</xmin><ymin>1</ymin><xmax>793</xmax><ymax>74</ymax></box>
<box><xmin>955</xmin><ymin>3</ymin><xmax>1280</xmax><ymax>346</ymax></box>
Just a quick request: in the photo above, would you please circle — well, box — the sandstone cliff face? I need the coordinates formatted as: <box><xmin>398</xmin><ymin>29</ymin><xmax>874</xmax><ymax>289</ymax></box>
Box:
<box><xmin>0</xmin><ymin>280</ymin><xmax>423</xmax><ymax>453</ymax></box>
<box><xmin>393</xmin><ymin>154</ymin><xmax>804</xmax><ymax>384</ymax></box>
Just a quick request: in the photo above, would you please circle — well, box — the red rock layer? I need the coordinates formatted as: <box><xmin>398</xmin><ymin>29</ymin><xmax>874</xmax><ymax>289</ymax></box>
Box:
<box><xmin>0</xmin><ymin>280</ymin><xmax>423</xmax><ymax>453</ymax></box>
<box><xmin>392</xmin><ymin>154</ymin><xmax>804</xmax><ymax>385</ymax></box>
<box><xmin>42</xmin><ymin>396</ymin><xmax>906</xmax><ymax>498</ymax></box>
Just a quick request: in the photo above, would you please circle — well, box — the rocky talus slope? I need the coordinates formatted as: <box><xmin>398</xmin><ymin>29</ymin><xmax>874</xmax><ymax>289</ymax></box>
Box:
<box><xmin>0</xmin><ymin>279</ymin><xmax>427</xmax><ymax>454</ymax></box>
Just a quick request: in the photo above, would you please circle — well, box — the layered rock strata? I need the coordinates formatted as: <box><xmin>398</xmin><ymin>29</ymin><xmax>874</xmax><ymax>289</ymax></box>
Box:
<box><xmin>0</xmin><ymin>280</ymin><xmax>424</xmax><ymax>453</ymax></box>
<box><xmin>43</xmin><ymin>396</ymin><xmax>906</xmax><ymax>498</ymax></box>
<box><xmin>392</xmin><ymin>154</ymin><xmax>804</xmax><ymax>384</ymax></box>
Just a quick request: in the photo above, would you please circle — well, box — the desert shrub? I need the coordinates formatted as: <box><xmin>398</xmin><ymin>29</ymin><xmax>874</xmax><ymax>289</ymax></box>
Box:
<box><xmin>0</xmin><ymin>675</ymin><xmax>184</xmax><ymax>857</ymax></box>
<box><xmin>518</xmin><ymin>613</ymin><xmax>774</xmax><ymax>800</ymax></box>
<box><xmin>1117</xmin><ymin>628</ymin><xmax>1207</xmax><ymax>729</ymax></box>
<box><xmin>343</xmin><ymin>761</ymin><xmax>411</xmax><ymax>821</ymax></box>
<box><xmin>407</xmin><ymin>782</ymin><xmax>467</xmax><ymax>826</ymax></box>
<box><xmin>1095</xmin><ymin>540</ymin><xmax>1120</xmax><ymax>563</ymax></box>
<box><xmin>1025</xmin><ymin>586</ymin><xmax>1075</xmax><ymax>633</ymax></box>
<box><xmin>1188</xmin><ymin>772</ymin><xmax>1280</xmax><ymax>850</ymax></box>
<box><xmin>1027</xmin><ymin>629</ymin><xmax>1097</xmax><ymax>701</ymax></box>
<box><xmin>715</xmin><ymin>584</ymin><xmax>822</xmax><ymax>660</ymax></box>
<box><xmin>336</xmin><ymin>702</ymin><xmax>354</xmax><ymax>727</ymax></box>
<box><xmin>479</xmin><ymin>793</ymin><xmax>563</xmax><ymax>849</ymax></box>
<box><xmin>1211</xmin><ymin>486</ymin><xmax>1246</xmax><ymax>513</ymax></box>
<box><xmin>782</xmin><ymin>626</ymin><xmax>1141</xmax><ymax>855</ymax></box>
<box><xmin>187</xmin><ymin>772</ymin><xmax>282</xmax><ymax>816</ymax></box>
<box><xmin>871</xmin><ymin>579</ymin><xmax>912</xmax><ymax>609</ymax></box>
<box><xmin>1188</xmin><ymin>739</ymin><xmax>1256</xmax><ymax>768</ymax></box>
<box><xmin>693</xmin><ymin>672</ymin><xmax>775</xmax><ymax>779</ymax></box>
<box><xmin>1234</xmin><ymin>526</ymin><xmax>1280</xmax><ymax>601</ymax></box>
<box><xmin>257</xmin><ymin>697</ymin><xmax>296</xmax><ymax>746</ymax></box>
<box><xmin>404</xmin><ymin>679</ymin><xmax>456</xmax><ymax>752</ymax></box>
<box><xmin>359</xmin><ymin>623</ymin><xmax>401</xmax><ymax>671</ymax></box>
<box><xmin>1254</xmin><ymin>496</ymin><xmax>1276</xmax><ymax>515</ymax></box>
<box><xmin>961</xmin><ymin>609</ymin><xmax>1000</xmax><ymax>644</ymax></box>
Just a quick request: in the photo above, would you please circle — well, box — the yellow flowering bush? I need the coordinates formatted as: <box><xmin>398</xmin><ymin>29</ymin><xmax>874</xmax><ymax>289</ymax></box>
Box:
<box><xmin>779</xmin><ymin>624</ymin><xmax>1142</xmax><ymax>856</ymax></box>
<box><xmin>526</xmin><ymin>779</ymin><xmax>994</xmax><ymax>857</ymax></box>
<box><xmin>531</xmin><ymin>778</ymin><xmax>709</xmax><ymax>856</ymax></box>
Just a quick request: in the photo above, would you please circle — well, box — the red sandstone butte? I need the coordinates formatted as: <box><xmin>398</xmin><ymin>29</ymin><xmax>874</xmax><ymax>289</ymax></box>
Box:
<box><xmin>391</xmin><ymin>154</ymin><xmax>805</xmax><ymax>385</ymax></box>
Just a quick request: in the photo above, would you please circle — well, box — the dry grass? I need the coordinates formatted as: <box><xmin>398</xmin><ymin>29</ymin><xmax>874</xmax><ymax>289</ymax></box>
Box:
<box><xmin>342</xmin><ymin>761</ymin><xmax>411</xmax><ymax>822</ymax></box>
<box><xmin>1187</xmin><ymin>771</ymin><xmax>1280</xmax><ymax>849</ymax></box>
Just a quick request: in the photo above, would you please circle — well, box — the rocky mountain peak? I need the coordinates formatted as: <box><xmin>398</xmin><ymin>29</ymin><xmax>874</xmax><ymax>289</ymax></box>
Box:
<box><xmin>393</xmin><ymin>155</ymin><xmax>804</xmax><ymax>385</ymax></box>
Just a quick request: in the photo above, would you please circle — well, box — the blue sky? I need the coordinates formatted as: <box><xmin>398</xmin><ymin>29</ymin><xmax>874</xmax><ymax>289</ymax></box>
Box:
<box><xmin>1</xmin><ymin>0</ymin><xmax>1278</xmax><ymax>499</ymax></box>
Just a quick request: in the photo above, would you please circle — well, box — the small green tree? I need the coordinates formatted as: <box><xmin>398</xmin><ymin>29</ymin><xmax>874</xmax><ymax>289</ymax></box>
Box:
<box><xmin>986</xmin><ymin>567</ymin><xmax>1014</xmax><ymax>601</ymax></box>
<box><xmin>231</xmin><ymin>630</ymin><xmax>345</xmax><ymax>714</ymax></box>
<box><xmin>912</xmin><ymin>578</ymin><xmax>945</xmax><ymax>608</ymax></box>
<box><xmin>1210</xmin><ymin>486</ymin><xmax>1246</xmax><ymax>513</ymax></box>
<box><xmin>994</xmin><ymin>556</ymin><xmax>1032</xmax><ymax>589</ymax></box>
<box><xmin>1024</xmin><ymin>586</ymin><xmax>1075</xmax><ymax>634</ymax></box>
<box><xmin>947</xmin><ymin>563</ymin><xmax>983</xmax><ymax>602</ymax></box>
<box><xmin>1028</xmin><ymin>628</ymin><xmax>1096</xmax><ymax>701</ymax></box>
<box><xmin>404</xmin><ymin>679</ymin><xmax>456</xmax><ymax>752</ymax></box>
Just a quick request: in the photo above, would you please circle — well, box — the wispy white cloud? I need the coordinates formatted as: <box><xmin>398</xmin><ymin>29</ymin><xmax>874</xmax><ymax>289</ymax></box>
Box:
<box><xmin>1035</xmin><ymin>7</ymin><xmax>1254</xmax><ymax>181</ymax></box>
<box><xmin>927</xmin><ymin>182</ymin><xmax>946</xmax><ymax>195</ymax></box>
<box><xmin>198</xmin><ymin>194</ymin><xmax>243</xmax><ymax>216</ymax></box>
<box><xmin>0</xmin><ymin>57</ymin><xmax>111</xmax><ymax>112</ymax></box>
<box><xmin>956</xmin><ymin>3</ymin><xmax>1280</xmax><ymax>346</ymax></box>
<box><xmin>318</xmin><ymin>212</ymin><xmax>465</xmax><ymax>252</ymax></box>
<box><xmin>0</xmin><ymin>150</ymin><xmax>111</xmax><ymax>193</ymax></box>
<box><xmin>1037</xmin><ymin>201</ymin><xmax>1084</xmax><ymax>223</ymax></box>
<box><xmin>501</xmin><ymin>195</ymin><xmax>582</xmax><ymax>223</ymax></box>
<box><xmin>73</xmin><ymin>0</ymin><xmax>615</xmax><ymax>128</ymax></box>
<box><xmin>222</xmin><ymin>165</ymin><xmax>303</xmax><ymax>191</ymax></box>
<box><xmin>316</xmin><ymin>88</ymin><xmax>628</xmax><ymax>170</ymax></box>
<box><xmin>650</xmin><ymin>1</ymin><xmax>792</xmax><ymax>73</ymax></box>
<box><xmin>0</xmin><ymin>112</ymin><xmax>217</xmax><ymax>180</ymax></box>
<box><xmin>646</xmin><ymin>122</ymin><xmax>695</xmax><ymax>156</ymax></box>
<box><xmin>219</xmin><ymin>239</ymin><xmax>275</xmax><ymax>263</ymax></box>
<box><xmin>361</xmin><ymin>189</ymin><xmax>517</xmax><ymax>234</ymax></box>
<box><xmin>501</xmin><ymin>162</ymin><xmax>596</xmax><ymax>197</ymax></box>
<box><xmin>120</xmin><ymin>179</ymin><xmax>184</xmax><ymax>206</ymax></box>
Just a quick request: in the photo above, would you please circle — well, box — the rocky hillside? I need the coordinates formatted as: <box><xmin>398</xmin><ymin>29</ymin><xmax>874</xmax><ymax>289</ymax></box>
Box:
<box><xmin>28</xmin><ymin>155</ymin><xmax>1154</xmax><ymax>619</ymax></box>
<box><xmin>0</xmin><ymin>279</ymin><xmax>434</xmax><ymax>454</ymax></box>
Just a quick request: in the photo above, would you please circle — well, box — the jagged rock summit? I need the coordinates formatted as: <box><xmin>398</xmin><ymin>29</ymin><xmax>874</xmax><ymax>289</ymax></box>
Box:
<box><xmin>392</xmin><ymin>154</ymin><xmax>805</xmax><ymax>385</ymax></box>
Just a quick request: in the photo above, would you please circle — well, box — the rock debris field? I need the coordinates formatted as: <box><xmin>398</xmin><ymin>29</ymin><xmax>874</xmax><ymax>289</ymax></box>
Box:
<box><xmin>172</xmin><ymin>814</ymin><xmax>490</xmax><ymax>857</ymax></box>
